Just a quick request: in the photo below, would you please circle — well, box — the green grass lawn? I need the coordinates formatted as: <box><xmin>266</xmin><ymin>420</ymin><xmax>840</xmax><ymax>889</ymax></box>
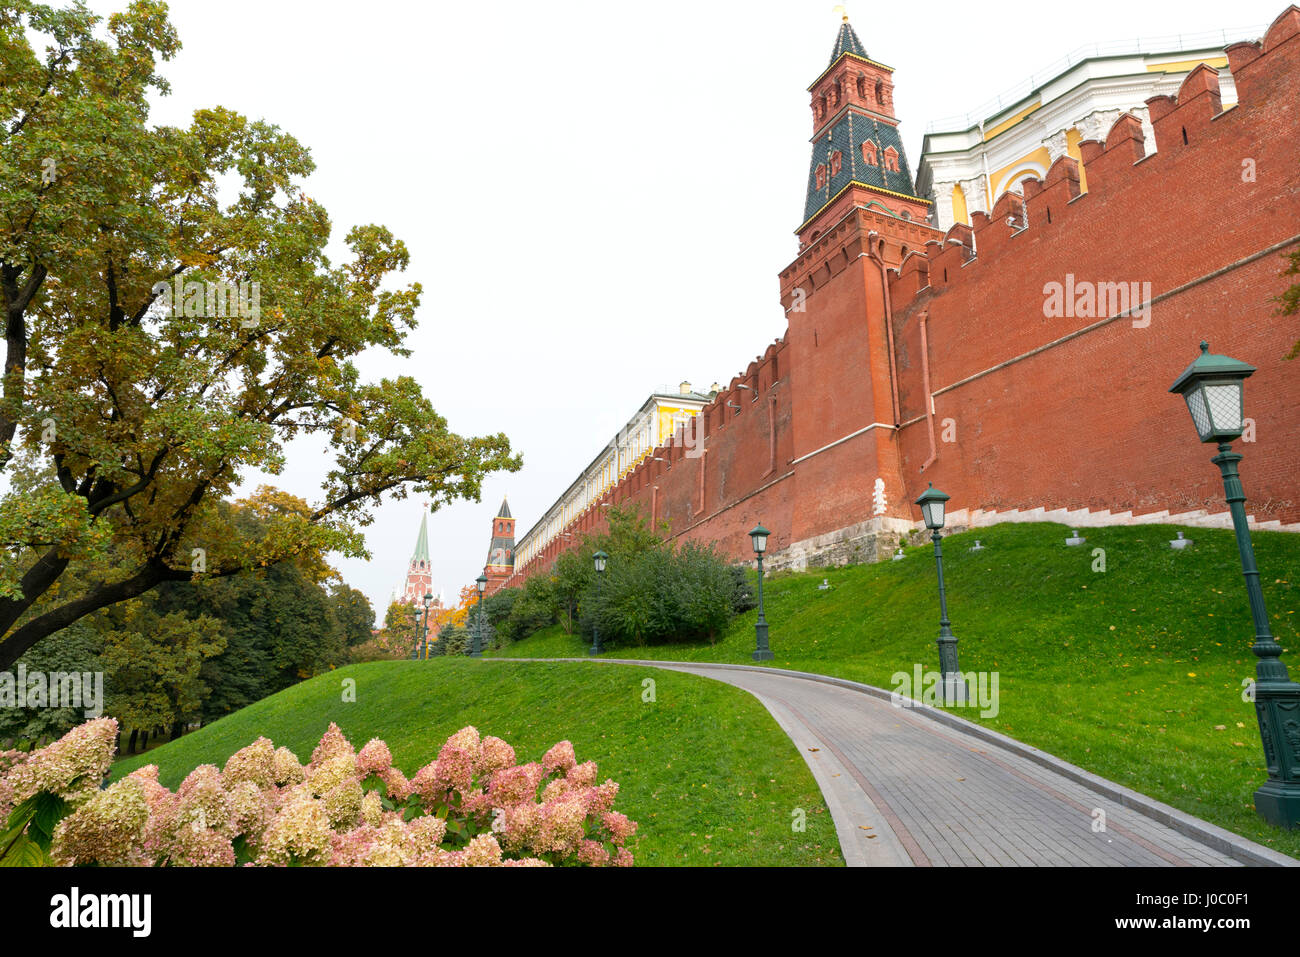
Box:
<box><xmin>490</xmin><ymin>521</ymin><xmax>1300</xmax><ymax>859</ymax></box>
<box><xmin>112</xmin><ymin>659</ymin><xmax>842</xmax><ymax>867</ymax></box>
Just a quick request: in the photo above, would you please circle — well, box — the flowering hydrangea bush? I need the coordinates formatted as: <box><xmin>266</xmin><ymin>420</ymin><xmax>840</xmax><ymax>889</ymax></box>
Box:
<box><xmin>0</xmin><ymin>718</ymin><xmax>637</xmax><ymax>867</ymax></box>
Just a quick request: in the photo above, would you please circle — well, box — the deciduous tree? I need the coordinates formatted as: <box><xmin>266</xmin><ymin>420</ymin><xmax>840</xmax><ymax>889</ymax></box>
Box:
<box><xmin>0</xmin><ymin>1</ymin><xmax>520</xmax><ymax>668</ymax></box>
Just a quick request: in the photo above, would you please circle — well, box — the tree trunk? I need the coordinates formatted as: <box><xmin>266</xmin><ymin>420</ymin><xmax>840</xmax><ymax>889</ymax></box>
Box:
<box><xmin>127</xmin><ymin>728</ymin><xmax>138</xmax><ymax>754</ymax></box>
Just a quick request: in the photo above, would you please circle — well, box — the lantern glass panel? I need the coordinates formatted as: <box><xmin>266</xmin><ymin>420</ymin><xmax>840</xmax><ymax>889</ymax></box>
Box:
<box><xmin>1204</xmin><ymin>383</ymin><xmax>1243</xmax><ymax>435</ymax></box>
<box><xmin>1183</xmin><ymin>386</ymin><xmax>1211</xmax><ymax>441</ymax></box>
<box><xmin>922</xmin><ymin>499</ymin><xmax>945</xmax><ymax>530</ymax></box>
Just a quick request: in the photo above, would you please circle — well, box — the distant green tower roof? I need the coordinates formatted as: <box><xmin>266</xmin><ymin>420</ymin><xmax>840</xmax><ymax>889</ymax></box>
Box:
<box><xmin>411</xmin><ymin>511</ymin><xmax>430</xmax><ymax>563</ymax></box>
<box><xmin>496</xmin><ymin>496</ymin><xmax>511</xmax><ymax>519</ymax></box>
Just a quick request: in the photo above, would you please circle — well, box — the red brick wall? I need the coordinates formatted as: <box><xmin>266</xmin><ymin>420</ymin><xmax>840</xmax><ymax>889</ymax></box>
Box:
<box><xmin>505</xmin><ymin>8</ymin><xmax>1300</xmax><ymax>588</ymax></box>
<box><xmin>890</xmin><ymin>12</ymin><xmax>1300</xmax><ymax>528</ymax></box>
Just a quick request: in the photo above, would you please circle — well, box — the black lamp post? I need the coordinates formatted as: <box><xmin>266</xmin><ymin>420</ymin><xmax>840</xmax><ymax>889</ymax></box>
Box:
<box><xmin>421</xmin><ymin>592</ymin><xmax>433</xmax><ymax>659</ymax></box>
<box><xmin>915</xmin><ymin>483</ymin><xmax>964</xmax><ymax>703</ymax></box>
<box><xmin>472</xmin><ymin>574</ymin><xmax>487</xmax><ymax>658</ymax></box>
<box><xmin>590</xmin><ymin>550</ymin><xmax>608</xmax><ymax>656</ymax></box>
<box><xmin>750</xmin><ymin>524</ymin><xmax>773</xmax><ymax>661</ymax></box>
<box><xmin>1170</xmin><ymin>341</ymin><xmax>1300</xmax><ymax>828</ymax></box>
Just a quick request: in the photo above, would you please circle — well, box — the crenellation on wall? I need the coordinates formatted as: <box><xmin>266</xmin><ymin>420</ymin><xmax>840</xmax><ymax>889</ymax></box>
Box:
<box><xmin>1225</xmin><ymin>39</ymin><xmax>1265</xmax><ymax>74</ymax></box>
<box><xmin>1262</xmin><ymin>4</ymin><xmax>1300</xmax><ymax>50</ymax></box>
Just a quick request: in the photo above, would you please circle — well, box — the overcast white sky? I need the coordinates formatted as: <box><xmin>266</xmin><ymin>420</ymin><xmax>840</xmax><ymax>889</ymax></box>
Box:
<box><xmin>82</xmin><ymin>0</ymin><xmax>1284</xmax><ymax>615</ymax></box>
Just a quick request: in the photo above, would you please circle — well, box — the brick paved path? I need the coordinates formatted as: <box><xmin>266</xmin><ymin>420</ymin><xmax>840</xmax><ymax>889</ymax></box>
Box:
<box><xmin>514</xmin><ymin>658</ymin><xmax>1297</xmax><ymax>867</ymax></box>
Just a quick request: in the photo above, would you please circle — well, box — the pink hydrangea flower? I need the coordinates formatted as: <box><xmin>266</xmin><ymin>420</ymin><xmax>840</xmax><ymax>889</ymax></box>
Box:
<box><xmin>256</xmin><ymin>789</ymin><xmax>333</xmax><ymax>866</ymax></box>
<box><xmin>601</xmin><ymin>811</ymin><xmax>638</xmax><ymax>845</ymax></box>
<box><xmin>461</xmin><ymin>833</ymin><xmax>504</xmax><ymax>866</ymax></box>
<box><xmin>309</xmin><ymin>723</ymin><xmax>355</xmax><ymax>769</ymax></box>
<box><xmin>361</xmin><ymin>790</ymin><xmax>384</xmax><ymax>827</ymax></box>
<box><xmin>228</xmin><ymin>780</ymin><xmax>271</xmax><ymax>841</ymax></box>
<box><xmin>3</xmin><ymin>717</ymin><xmax>118</xmax><ymax>807</ymax></box>
<box><xmin>567</xmin><ymin>760</ymin><xmax>598</xmax><ymax>788</ymax></box>
<box><xmin>476</xmin><ymin>736</ymin><xmax>516</xmax><ymax>776</ymax></box>
<box><xmin>577</xmin><ymin>839</ymin><xmax>611</xmax><ymax>866</ymax></box>
<box><xmin>488</xmin><ymin>762</ymin><xmax>544</xmax><ymax>806</ymax></box>
<box><xmin>356</xmin><ymin>738</ymin><xmax>393</xmax><ymax>776</ymax></box>
<box><xmin>405</xmin><ymin>815</ymin><xmax>448</xmax><ymax>856</ymax></box>
<box><xmin>379</xmin><ymin>766</ymin><xmax>412</xmax><ymax>802</ymax></box>
<box><xmin>535</xmin><ymin>796</ymin><xmax>589</xmax><ymax>855</ymax></box>
<box><xmin>222</xmin><ymin>737</ymin><xmax>276</xmax><ymax>789</ymax></box>
<box><xmin>50</xmin><ymin>777</ymin><xmax>150</xmax><ymax>866</ymax></box>
<box><xmin>433</xmin><ymin>729</ymin><xmax>478</xmax><ymax>792</ymax></box>
<box><xmin>541</xmin><ymin>740</ymin><xmax>576</xmax><ymax>775</ymax></box>
<box><xmin>410</xmin><ymin>761</ymin><xmax>447</xmax><ymax>807</ymax></box>
<box><xmin>322</xmin><ymin>779</ymin><xmax>364</xmax><ymax>830</ymax></box>
<box><xmin>272</xmin><ymin>747</ymin><xmax>305</xmax><ymax>786</ymax></box>
<box><xmin>587</xmin><ymin>780</ymin><xmax>620</xmax><ymax>815</ymax></box>
<box><xmin>308</xmin><ymin>754</ymin><xmax>359</xmax><ymax>800</ymax></box>
<box><xmin>174</xmin><ymin>765</ymin><xmax>233</xmax><ymax>835</ymax></box>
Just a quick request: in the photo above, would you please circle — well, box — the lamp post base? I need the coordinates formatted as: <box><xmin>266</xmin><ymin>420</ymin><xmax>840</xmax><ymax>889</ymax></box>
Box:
<box><xmin>753</xmin><ymin>620</ymin><xmax>773</xmax><ymax>661</ymax></box>
<box><xmin>939</xmin><ymin>673</ymin><xmax>968</xmax><ymax>707</ymax></box>
<box><xmin>1254</xmin><ymin>780</ymin><xmax>1300</xmax><ymax>829</ymax></box>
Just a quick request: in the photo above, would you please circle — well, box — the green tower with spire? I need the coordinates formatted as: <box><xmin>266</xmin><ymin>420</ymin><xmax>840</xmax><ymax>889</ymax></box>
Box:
<box><xmin>402</xmin><ymin>510</ymin><xmax>434</xmax><ymax>605</ymax></box>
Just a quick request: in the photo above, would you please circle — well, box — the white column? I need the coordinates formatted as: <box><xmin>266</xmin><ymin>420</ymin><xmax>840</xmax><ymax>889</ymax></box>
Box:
<box><xmin>930</xmin><ymin>180</ymin><xmax>957</xmax><ymax>232</ymax></box>
<box><xmin>960</xmin><ymin>175</ymin><xmax>989</xmax><ymax>216</ymax></box>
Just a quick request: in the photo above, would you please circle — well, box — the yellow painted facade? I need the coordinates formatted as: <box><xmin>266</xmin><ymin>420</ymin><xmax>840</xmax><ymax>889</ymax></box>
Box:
<box><xmin>655</xmin><ymin>405</ymin><xmax>696</xmax><ymax>447</ymax></box>
<box><xmin>983</xmin><ymin>99</ymin><xmax>1042</xmax><ymax>141</ymax></box>
<box><xmin>989</xmin><ymin>146</ymin><xmax>1051</xmax><ymax>200</ymax></box>
<box><xmin>1146</xmin><ymin>55</ymin><xmax>1228</xmax><ymax>73</ymax></box>
<box><xmin>951</xmin><ymin>182</ymin><xmax>969</xmax><ymax>226</ymax></box>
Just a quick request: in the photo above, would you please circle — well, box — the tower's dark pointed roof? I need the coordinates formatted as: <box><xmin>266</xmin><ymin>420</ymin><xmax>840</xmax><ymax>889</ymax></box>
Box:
<box><xmin>828</xmin><ymin>19</ymin><xmax>867</xmax><ymax>65</ymax></box>
<box><xmin>496</xmin><ymin>496</ymin><xmax>511</xmax><ymax>519</ymax></box>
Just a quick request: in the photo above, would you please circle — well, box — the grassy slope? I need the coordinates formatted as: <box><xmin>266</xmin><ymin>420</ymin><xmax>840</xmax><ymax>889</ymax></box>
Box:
<box><xmin>490</xmin><ymin>522</ymin><xmax>1300</xmax><ymax>858</ymax></box>
<box><xmin>112</xmin><ymin>659</ymin><xmax>842</xmax><ymax>867</ymax></box>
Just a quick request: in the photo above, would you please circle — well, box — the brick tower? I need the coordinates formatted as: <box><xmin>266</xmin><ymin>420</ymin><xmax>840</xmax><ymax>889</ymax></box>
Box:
<box><xmin>779</xmin><ymin>13</ymin><xmax>941</xmax><ymax>562</ymax></box>
<box><xmin>483</xmin><ymin>497</ymin><xmax>515</xmax><ymax>595</ymax></box>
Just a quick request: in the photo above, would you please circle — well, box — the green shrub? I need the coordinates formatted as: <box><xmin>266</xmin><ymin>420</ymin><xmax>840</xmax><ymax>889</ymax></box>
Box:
<box><xmin>585</xmin><ymin>540</ymin><xmax>735</xmax><ymax>646</ymax></box>
<box><xmin>728</xmin><ymin>564</ymin><xmax>758</xmax><ymax>614</ymax></box>
<box><xmin>437</xmin><ymin>625</ymin><xmax>469</xmax><ymax>657</ymax></box>
<box><xmin>501</xmin><ymin>575</ymin><xmax>558</xmax><ymax>643</ymax></box>
<box><xmin>482</xmin><ymin>587</ymin><xmax>520</xmax><ymax>629</ymax></box>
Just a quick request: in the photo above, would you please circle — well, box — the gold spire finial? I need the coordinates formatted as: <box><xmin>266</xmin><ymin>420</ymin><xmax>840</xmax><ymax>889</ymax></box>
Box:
<box><xmin>833</xmin><ymin>4</ymin><xmax>848</xmax><ymax>21</ymax></box>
